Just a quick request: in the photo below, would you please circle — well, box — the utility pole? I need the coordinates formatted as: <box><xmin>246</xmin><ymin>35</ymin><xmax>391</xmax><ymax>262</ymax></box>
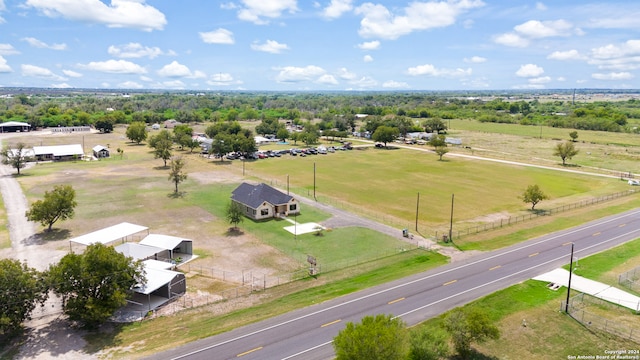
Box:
<box><xmin>565</xmin><ymin>242</ymin><xmax>575</xmax><ymax>313</ymax></box>
<box><xmin>449</xmin><ymin>193</ymin><xmax>454</xmax><ymax>242</ymax></box>
<box><xmin>415</xmin><ymin>192</ymin><xmax>420</xmax><ymax>232</ymax></box>
<box><xmin>313</xmin><ymin>162</ymin><xmax>316</xmax><ymax>201</ymax></box>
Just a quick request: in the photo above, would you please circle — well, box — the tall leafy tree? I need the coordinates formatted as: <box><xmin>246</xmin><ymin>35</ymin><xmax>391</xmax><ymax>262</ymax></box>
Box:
<box><xmin>554</xmin><ymin>141</ymin><xmax>579</xmax><ymax>166</ymax></box>
<box><xmin>48</xmin><ymin>243</ymin><xmax>145</xmax><ymax>328</ymax></box>
<box><xmin>0</xmin><ymin>259</ymin><xmax>48</xmax><ymax>337</ymax></box>
<box><xmin>25</xmin><ymin>184</ymin><xmax>77</xmax><ymax>231</ymax></box>
<box><xmin>423</xmin><ymin>118</ymin><xmax>447</xmax><ymax>134</ymax></box>
<box><xmin>372</xmin><ymin>125</ymin><xmax>399</xmax><ymax>147</ymax></box>
<box><xmin>333</xmin><ymin>314</ymin><xmax>409</xmax><ymax>360</ymax></box>
<box><xmin>168</xmin><ymin>156</ymin><xmax>188</xmax><ymax>194</ymax></box>
<box><xmin>226</xmin><ymin>201</ymin><xmax>244</xmax><ymax>231</ymax></box>
<box><xmin>0</xmin><ymin>142</ymin><xmax>33</xmax><ymax>175</ymax></box>
<box><xmin>443</xmin><ymin>308</ymin><xmax>500</xmax><ymax>358</ymax></box>
<box><xmin>149</xmin><ymin>129</ymin><xmax>173</xmax><ymax>167</ymax></box>
<box><xmin>126</xmin><ymin>121</ymin><xmax>148</xmax><ymax>144</ymax></box>
<box><xmin>94</xmin><ymin>116</ymin><xmax>114</xmax><ymax>133</ymax></box>
<box><xmin>408</xmin><ymin>327</ymin><xmax>449</xmax><ymax>360</ymax></box>
<box><xmin>428</xmin><ymin>134</ymin><xmax>449</xmax><ymax>160</ymax></box>
<box><xmin>521</xmin><ymin>184</ymin><xmax>548</xmax><ymax>210</ymax></box>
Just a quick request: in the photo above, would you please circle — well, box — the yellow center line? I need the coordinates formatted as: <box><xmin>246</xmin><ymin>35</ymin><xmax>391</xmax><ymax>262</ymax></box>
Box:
<box><xmin>563</xmin><ymin>242</ymin><xmax>572</xmax><ymax>246</ymax></box>
<box><xmin>490</xmin><ymin>265</ymin><xmax>501</xmax><ymax>271</ymax></box>
<box><xmin>237</xmin><ymin>347</ymin><xmax>263</xmax><ymax>357</ymax></box>
<box><xmin>321</xmin><ymin>319</ymin><xmax>341</xmax><ymax>328</ymax></box>
<box><xmin>388</xmin><ymin>297</ymin><xmax>405</xmax><ymax>305</ymax></box>
<box><xmin>443</xmin><ymin>280</ymin><xmax>457</xmax><ymax>286</ymax></box>
<box><xmin>529</xmin><ymin>252</ymin><xmax>539</xmax><ymax>257</ymax></box>
<box><xmin>619</xmin><ymin>224</ymin><xmax>626</xmax><ymax>227</ymax></box>
<box><xmin>593</xmin><ymin>232</ymin><xmax>601</xmax><ymax>236</ymax></box>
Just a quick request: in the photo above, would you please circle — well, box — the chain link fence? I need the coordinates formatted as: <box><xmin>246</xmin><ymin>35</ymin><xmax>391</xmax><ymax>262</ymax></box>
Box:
<box><xmin>619</xmin><ymin>266</ymin><xmax>640</xmax><ymax>293</ymax></box>
<box><xmin>563</xmin><ymin>293</ymin><xmax>640</xmax><ymax>343</ymax></box>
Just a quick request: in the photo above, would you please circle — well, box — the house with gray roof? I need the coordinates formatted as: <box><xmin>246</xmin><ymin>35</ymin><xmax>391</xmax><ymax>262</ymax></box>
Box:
<box><xmin>231</xmin><ymin>182</ymin><xmax>300</xmax><ymax>220</ymax></box>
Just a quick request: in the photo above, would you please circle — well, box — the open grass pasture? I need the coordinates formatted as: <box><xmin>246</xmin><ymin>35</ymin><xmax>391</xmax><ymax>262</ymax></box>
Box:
<box><xmin>231</xmin><ymin>145</ymin><xmax>629</xmax><ymax>230</ymax></box>
<box><xmin>449</xmin><ymin>119</ymin><xmax>640</xmax><ymax>173</ymax></box>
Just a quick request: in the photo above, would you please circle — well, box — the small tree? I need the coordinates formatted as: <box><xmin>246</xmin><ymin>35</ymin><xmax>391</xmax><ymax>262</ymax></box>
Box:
<box><xmin>94</xmin><ymin>116</ymin><xmax>114</xmax><ymax>133</ymax></box>
<box><xmin>48</xmin><ymin>243</ymin><xmax>145</xmax><ymax>328</ymax></box>
<box><xmin>276</xmin><ymin>127</ymin><xmax>290</xmax><ymax>142</ymax></box>
<box><xmin>408</xmin><ymin>327</ymin><xmax>449</xmax><ymax>360</ymax></box>
<box><xmin>521</xmin><ymin>184</ymin><xmax>548</xmax><ymax>210</ymax></box>
<box><xmin>25</xmin><ymin>184</ymin><xmax>77</xmax><ymax>231</ymax></box>
<box><xmin>423</xmin><ymin>118</ymin><xmax>447</xmax><ymax>134</ymax></box>
<box><xmin>569</xmin><ymin>131</ymin><xmax>578</xmax><ymax>142</ymax></box>
<box><xmin>168</xmin><ymin>156</ymin><xmax>188</xmax><ymax>194</ymax></box>
<box><xmin>372</xmin><ymin>125</ymin><xmax>400</xmax><ymax>147</ymax></box>
<box><xmin>0</xmin><ymin>142</ymin><xmax>33</xmax><ymax>175</ymax></box>
<box><xmin>0</xmin><ymin>259</ymin><xmax>48</xmax><ymax>337</ymax></box>
<box><xmin>443</xmin><ymin>308</ymin><xmax>500</xmax><ymax>358</ymax></box>
<box><xmin>553</xmin><ymin>141</ymin><xmax>579</xmax><ymax>166</ymax></box>
<box><xmin>126</xmin><ymin>121</ymin><xmax>148</xmax><ymax>144</ymax></box>
<box><xmin>226</xmin><ymin>201</ymin><xmax>244</xmax><ymax>231</ymax></box>
<box><xmin>428</xmin><ymin>134</ymin><xmax>449</xmax><ymax>160</ymax></box>
<box><xmin>333</xmin><ymin>314</ymin><xmax>409</xmax><ymax>360</ymax></box>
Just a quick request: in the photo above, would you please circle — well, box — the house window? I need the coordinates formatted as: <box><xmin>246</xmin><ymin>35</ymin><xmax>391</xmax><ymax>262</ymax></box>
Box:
<box><xmin>252</xmin><ymin>209</ymin><xmax>256</xmax><ymax>215</ymax></box>
<box><xmin>289</xmin><ymin>204</ymin><xmax>297</xmax><ymax>211</ymax></box>
<box><xmin>261</xmin><ymin>209</ymin><xmax>269</xmax><ymax>216</ymax></box>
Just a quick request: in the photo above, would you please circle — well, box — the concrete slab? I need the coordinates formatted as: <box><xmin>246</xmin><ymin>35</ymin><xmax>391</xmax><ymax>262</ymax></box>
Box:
<box><xmin>283</xmin><ymin>222</ymin><xmax>325</xmax><ymax>235</ymax></box>
<box><xmin>534</xmin><ymin>268</ymin><xmax>640</xmax><ymax>311</ymax></box>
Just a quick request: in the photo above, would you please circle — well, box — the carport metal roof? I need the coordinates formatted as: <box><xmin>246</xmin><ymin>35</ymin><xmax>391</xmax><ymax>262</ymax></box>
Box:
<box><xmin>69</xmin><ymin>222</ymin><xmax>149</xmax><ymax>246</ymax></box>
<box><xmin>139</xmin><ymin>234</ymin><xmax>191</xmax><ymax>250</ymax></box>
<box><xmin>114</xmin><ymin>243</ymin><xmax>165</xmax><ymax>261</ymax></box>
<box><xmin>135</xmin><ymin>266</ymin><xmax>182</xmax><ymax>295</ymax></box>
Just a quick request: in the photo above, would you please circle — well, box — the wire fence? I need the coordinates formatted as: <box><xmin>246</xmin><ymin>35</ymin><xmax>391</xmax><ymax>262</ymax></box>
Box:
<box><xmin>563</xmin><ymin>293</ymin><xmax>640</xmax><ymax>343</ymax></box>
<box><xmin>619</xmin><ymin>266</ymin><xmax>640</xmax><ymax>293</ymax></box>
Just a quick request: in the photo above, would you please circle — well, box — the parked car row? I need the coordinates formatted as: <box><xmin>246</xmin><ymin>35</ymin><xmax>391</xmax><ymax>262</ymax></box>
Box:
<box><xmin>223</xmin><ymin>145</ymin><xmax>352</xmax><ymax>160</ymax></box>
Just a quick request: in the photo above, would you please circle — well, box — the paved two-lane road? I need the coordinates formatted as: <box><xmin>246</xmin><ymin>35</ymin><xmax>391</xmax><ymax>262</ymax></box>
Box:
<box><xmin>153</xmin><ymin>208</ymin><xmax>640</xmax><ymax>360</ymax></box>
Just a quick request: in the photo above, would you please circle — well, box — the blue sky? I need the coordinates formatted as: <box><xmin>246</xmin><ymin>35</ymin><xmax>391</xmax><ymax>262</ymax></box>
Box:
<box><xmin>1</xmin><ymin>0</ymin><xmax>639</xmax><ymax>91</ymax></box>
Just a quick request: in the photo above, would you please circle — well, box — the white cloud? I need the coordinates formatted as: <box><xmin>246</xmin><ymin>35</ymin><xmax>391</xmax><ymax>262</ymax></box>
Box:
<box><xmin>317</xmin><ymin>74</ymin><xmax>338</xmax><ymax>85</ymax></box>
<box><xmin>108</xmin><ymin>43</ymin><xmax>168</xmax><ymax>59</ymax></box>
<box><xmin>117</xmin><ymin>81</ymin><xmax>143</xmax><ymax>89</ymax></box>
<box><xmin>25</xmin><ymin>0</ymin><xmax>167</xmax><ymax>31</ymax></box>
<box><xmin>162</xmin><ymin>80</ymin><xmax>186</xmax><ymax>89</ymax></box>
<box><xmin>382</xmin><ymin>80</ymin><xmax>409</xmax><ymax>88</ymax></box>
<box><xmin>50</xmin><ymin>83</ymin><xmax>72</xmax><ymax>88</ymax></box>
<box><xmin>355</xmin><ymin>0</ymin><xmax>485</xmax><ymax>40</ymax></box>
<box><xmin>514</xmin><ymin>20</ymin><xmax>574</xmax><ymax>38</ymax></box>
<box><xmin>207</xmin><ymin>72</ymin><xmax>243</xmax><ymax>86</ymax></box>
<box><xmin>0</xmin><ymin>44</ymin><xmax>19</xmax><ymax>55</ymax></box>
<box><xmin>495</xmin><ymin>19</ymin><xmax>579</xmax><ymax>48</ymax></box>
<box><xmin>274</xmin><ymin>65</ymin><xmax>326</xmax><ymax>83</ymax></box>
<box><xmin>348</xmin><ymin>76</ymin><xmax>377</xmax><ymax>88</ymax></box>
<box><xmin>79</xmin><ymin>59</ymin><xmax>147</xmax><ymax>74</ymax></box>
<box><xmin>363</xmin><ymin>55</ymin><xmax>373</xmax><ymax>62</ymax></box>
<box><xmin>251</xmin><ymin>40</ymin><xmax>289</xmax><ymax>54</ymax></box>
<box><xmin>200</xmin><ymin>28</ymin><xmax>235</xmax><ymax>45</ymax></box>
<box><xmin>462</xmin><ymin>77</ymin><xmax>490</xmax><ymax>88</ymax></box>
<box><xmin>337</xmin><ymin>67</ymin><xmax>356</xmax><ymax>80</ymax></box>
<box><xmin>536</xmin><ymin>2</ymin><xmax>547</xmax><ymax>11</ymax></box>
<box><xmin>547</xmin><ymin>49</ymin><xmax>585</xmax><ymax>61</ymax></box>
<box><xmin>513</xmin><ymin>83</ymin><xmax>545</xmax><ymax>90</ymax></box>
<box><xmin>0</xmin><ymin>56</ymin><xmax>11</xmax><ymax>72</ymax></box>
<box><xmin>493</xmin><ymin>33</ymin><xmax>529</xmax><ymax>48</ymax></box>
<box><xmin>587</xmin><ymin>40</ymin><xmax>640</xmax><ymax>71</ymax></box>
<box><xmin>407</xmin><ymin>64</ymin><xmax>472</xmax><ymax>77</ymax></box>
<box><xmin>237</xmin><ymin>0</ymin><xmax>299</xmax><ymax>25</ymax></box>
<box><xmin>22</xmin><ymin>37</ymin><xmax>67</xmax><ymax>50</ymax></box>
<box><xmin>592</xmin><ymin>72</ymin><xmax>634</xmax><ymax>80</ymax></box>
<box><xmin>516</xmin><ymin>64</ymin><xmax>544</xmax><ymax>77</ymax></box>
<box><xmin>464</xmin><ymin>56</ymin><xmax>486</xmax><ymax>63</ymax></box>
<box><xmin>557</xmin><ymin>77</ymin><xmax>566</xmax><ymax>82</ymax></box>
<box><xmin>21</xmin><ymin>64</ymin><xmax>67</xmax><ymax>80</ymax></box>
<box><xmin>220</xmin><ymin>2</ymin><xmax>237</xmax><ymax>10</ymax></box>
<box><xmin>357</xmin><ymin>40</ymin><xmax>380</xmax><ymax>50</ymax></box>
<box><xmin>321</xmin><ymin>0</ymin><xmax>353</xmax><ymax>19</ymax></box>
<box><xmin>157</xmin><ymin>61</ymin><xmax>194</xmax><ymax>77</ymax></box>
<box><xmin>62</xmin><ymin>69</ymin><xmax>82</xmax><ymax>77</ymax></box>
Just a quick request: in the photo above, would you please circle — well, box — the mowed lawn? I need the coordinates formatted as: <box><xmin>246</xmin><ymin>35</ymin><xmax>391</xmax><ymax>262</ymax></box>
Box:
<box><xmin>235</xmin><ymin>146</ymin><xmax>628</xmax><ymax>228</ymax></box>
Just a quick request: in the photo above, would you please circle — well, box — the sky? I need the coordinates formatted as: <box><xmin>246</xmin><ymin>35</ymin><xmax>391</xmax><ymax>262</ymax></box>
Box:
<box><xmin>0</xmin><ymin>0</ymin><xmax>640</xmax><ymax>91</ymax></box>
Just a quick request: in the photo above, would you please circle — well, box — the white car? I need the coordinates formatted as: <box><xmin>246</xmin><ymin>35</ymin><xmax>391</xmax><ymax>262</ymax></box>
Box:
<box><xmin>628</xmin><ymin>179</ymin><xmax>639</xmax><ymax>186</ymax></box>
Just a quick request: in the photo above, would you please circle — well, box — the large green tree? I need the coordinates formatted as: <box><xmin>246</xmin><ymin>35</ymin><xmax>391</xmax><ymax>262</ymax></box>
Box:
<box><xmin>521</xmin><ymin>184</ymin><xmax>548</xmax><ymax>210</ymax></box>
<box><xmin>443</xmin><ymin>308</ymin><xmax>500</xmax><ymax>358</ymax></box>
<box><xmin>226</xmin><ymin>201</ymin><xmax>244</xmax><ymax>231</ymax></box>
<box><xmin>48</xmin><ymin>243</ymin><xmax>144</xmax><ymax>328</ymax></box>
<box><xmin>333</xmin><ymin>314</ymin><xmax>409</xmax><ymax>360</ymax></box>
<box><xmin>168</xmin><ymin>156</ymin><xmax>188</xmax><ymax>194</ymax></box>
<box><xmin>428</xmin><ymin>134</ymin><xmax>449</xmax><ymax>160</ymax></box>
<box><xmin>423</xmin><ymin>118</ymin><xmax>447</xmax><ymax>134</ymax></box>
<box><xmin>126</xmin><ymin>121</ymin><xmax>148</xmax><ymax>144</ymax></box>
<box><xmin>408</xmin><ymin>327</ymin><xmax>449</xmax><ymax>360</ymax></box>
<box><xmin>0</xmin><ymin>142</ymin><xmax>33</xmax><ymax>175</ymax></box>
<box><xmin>94</xmin><ymin>116</ymin><xmax>114</xmax><ymax>133</ymax></box>
<box><xmin>149</xmin><ymin>129</ymin><xmax>173</xmax><ymax>167</ymax></box>
<box><xmin>25</xmin><ymin>184</ymin><xmax>77</xmax><ymax>231</ymax></box>
<box><xmin>372</xmin><ymin>125</ymin><xmax>399</xmax><ymax>147</ymax></box>
<box><xmin>0</xmin><ymin>259</ymin><xmax>48</xmax><ymax>336</ymax></box>
<box><xmin>553</xmin><ymin>141</ymin><xmax>579</xmax><ymax>166</ymax></box>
